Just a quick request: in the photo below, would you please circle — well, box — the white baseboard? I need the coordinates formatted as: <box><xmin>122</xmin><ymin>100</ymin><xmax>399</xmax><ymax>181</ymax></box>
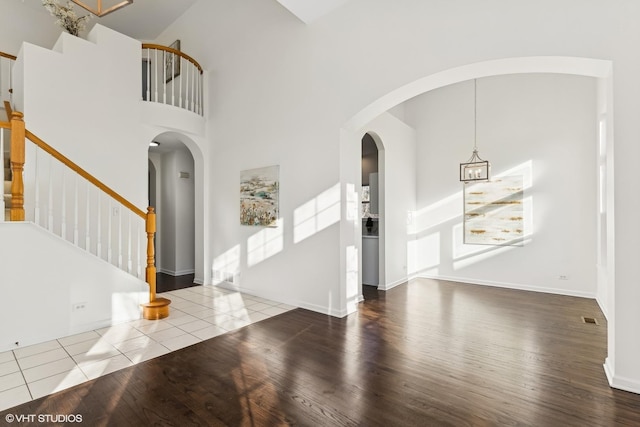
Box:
<box><xmin>604</xmin><ymin>358</ymin><xmax>640</xmax><ymax>394</ymax></box>
<box><xmin>213</xmin><ymin>281</ymin><xmax>351</xmax><ymax>318</ymax></box>
<box><xmin>158</xmin><ymin>268</ymin><xmax>195</xmax><ymax>276</ymax></box>
<box><xmin>596</xmin><ymin>296</ymin><xmax>609</xmax><ymax>320</ymax></box>
<box><xmin>378</xmin><ymin>277</ymin><xmax>407</xmax><ymax>291</ymax></box>
<box><xmin>418</xmin><ymin>274</ymin><xmax>597</xmax><ymax>299</ymax></box>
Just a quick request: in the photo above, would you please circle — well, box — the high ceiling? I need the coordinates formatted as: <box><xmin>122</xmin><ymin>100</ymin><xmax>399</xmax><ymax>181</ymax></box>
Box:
<box><xmin>20</xmin><ymin>0</ymin><xmax>351</xmax><ymax>41</ymax></box>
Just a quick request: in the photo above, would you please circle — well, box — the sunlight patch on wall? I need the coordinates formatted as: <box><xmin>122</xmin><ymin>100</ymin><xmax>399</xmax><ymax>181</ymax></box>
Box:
<box><xmin>346</xmin><ymin>183</ymin><xmax>359</xmax><ymax>223</ymax></box>
<box><xmin>212</xmin><ymin>244</ymin><xmax>241</xmax><ymax>285</ymax></box>
<box><xmin>111</xmin><ymin>291</ymin><xmax>146</xmax><ymax>324</ymax></box>
<box><xmin>413</xmin><ymin>192</ymin><xmax>463</xmax><ymax>236</ymax></box>
<box><xmin>407</xmin><ymin>232</ymin><xmax>440</xmax><ymax>275</ymax></box>
<box><xmin>247</xmin><ymin>219</ymin><xmax>284</xmax><ymax>267</ymax></box>
<box><xmin>452</xmin><ymin>195</ymin><xmax>534</xmax><ymax>270</ymax></box>
<box><xmin>294</xmin><ymin>184</ymin><xmax>341</xmax><ymax>243</ymax></box>
<box><xmin>346</xmin><ymin>245</ymin><xmax>359</xmax><ymax>300</ymax></box>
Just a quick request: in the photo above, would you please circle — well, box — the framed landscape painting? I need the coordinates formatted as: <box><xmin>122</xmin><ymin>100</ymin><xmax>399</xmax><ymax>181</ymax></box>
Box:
<box><xmin>240</xmin><ymin>165</ymin><xmax>279</xmax><ymax>227</ymax></box>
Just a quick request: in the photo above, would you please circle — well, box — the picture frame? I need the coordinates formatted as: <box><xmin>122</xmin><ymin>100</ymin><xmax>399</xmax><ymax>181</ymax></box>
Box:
<box><xmin>165</xmin><ymin>40</ymin><xmax>181</xmax><ymax>83</ymax></box>
<box><xmin>240</xmin><ymin>165</ymin><xmax>280</xmax><ymax>227</ymax></box>
<box><xmin>463</xmin><ymin>175</ymin><xmax>524</xmax><ymax>246</ymax></box>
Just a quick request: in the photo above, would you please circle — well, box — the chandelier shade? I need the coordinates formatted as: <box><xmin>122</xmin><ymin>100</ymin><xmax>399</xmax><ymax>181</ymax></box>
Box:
<box><xmin>71</xmin><ymin>0</ymin><xmax>133</xmax><ymax>17</ymax></box>
<box><xmin>460</xmin><ymin>149</ymin><xmax>489</xmax><ymax>182</ymax></box>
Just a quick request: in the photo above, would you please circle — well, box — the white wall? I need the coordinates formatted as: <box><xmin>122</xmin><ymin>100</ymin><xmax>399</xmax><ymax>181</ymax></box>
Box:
<box><xmin>405</xmin><ymin>74</ymin><xmax>597</xmax><ymax>297</ymax></box>
<box><xmin>157</xmin><ymin>0</ymin><xmax>640</xmax><ymax>392</ymax></box>
<box><xmin>0</xmin><ymin>223</ymin><xmax>146</xmax><ymax>352</ymax></box>
<box><xmin>17</xmin><ymin>25</ymin><xmax>146</xmax><ymax>208</ymax></box>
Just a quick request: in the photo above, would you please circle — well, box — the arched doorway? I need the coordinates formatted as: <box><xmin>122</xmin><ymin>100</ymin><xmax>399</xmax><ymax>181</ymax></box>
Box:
<box><xmin>339</xmin><ymin>57</ymin><xmax>614</xmax><ymax>350</ymax></box>
<box><xmin>361</xmin><ymin>133</ymin><xmax>382</xmax><ymax>293</ymax></box>
<box><xmin>149</xmin><ymin>134</ymin><xmax>197</xmax><ymax>291</ymax></box>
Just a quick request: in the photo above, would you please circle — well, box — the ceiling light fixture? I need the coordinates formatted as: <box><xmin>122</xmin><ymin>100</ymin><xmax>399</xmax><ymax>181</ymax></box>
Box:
<box><xmin>71</xmin><ymin>0</ymin><xmax>133</xmax><ymax>17</ymax></box>
<box><xmin>460</xmin><ymin>79</ymin><xmax>490</xmax><ymax>183</ymax></box>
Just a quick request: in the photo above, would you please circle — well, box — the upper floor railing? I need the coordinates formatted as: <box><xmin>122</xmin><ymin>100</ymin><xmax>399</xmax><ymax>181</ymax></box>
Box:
<box><xmin>142</xmin><ymin>44</ymin><xmax>204</xmax><ymax>116</ymax></box>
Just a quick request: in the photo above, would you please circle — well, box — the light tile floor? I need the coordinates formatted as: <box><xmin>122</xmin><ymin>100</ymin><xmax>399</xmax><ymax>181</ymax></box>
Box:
<box><xmin>0</xmin><ymin>285</ymin><xmax>295</xmax><ymax>412</ymax></box>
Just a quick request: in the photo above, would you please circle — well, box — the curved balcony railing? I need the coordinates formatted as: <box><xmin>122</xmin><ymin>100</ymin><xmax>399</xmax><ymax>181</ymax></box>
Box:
<box><xmin>142</xmin><ymin>44</ymin><xmax>204</xmax><ymax>116</ymax></box>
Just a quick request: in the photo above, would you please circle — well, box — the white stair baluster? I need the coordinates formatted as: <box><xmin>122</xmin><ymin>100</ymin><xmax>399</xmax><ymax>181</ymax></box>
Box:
<box><xmin>85</xmin><ymin>181</ymin><xmax>91</xmax><ymax>252</ymax></box>
<box><xmin>146</xmin><ymin>48</ymin><xmax>151</xmax><ymax>102</ymax></box>
<box><xmin>61</xmin><ymin>168</ymin><xmax>67</xmax><ymax>240</ymax></box>
<box><xmin>171</xmin><ymin>53</ymin><xmax>175</xmax><ymax>107</ymax></box>
<box><xmin>191</xmin><ymin>62</ymin><xmax>195</xmax><ymax>112</ymax></box>
<box><xmin>107</xmin><ymin>199</ymin><xmax>112</xmax><ymax>264</ymax></box>
<box><xmin>73</xmin><ymin>174</ymin><xmax>79</xmax><ymax>245</ymax></box>
<box><xmin>136</xmin><ymin>220</ymin><xmax>142</xmax><ymax>278</ymax></box>
<box><xmin>117</xmin><ymin>203</ymin><xmax>123</xmax><ymax>268</ymax></box>
<box><xmin>127</xmin><ymin>212</ymin><xmax>132</xmax><ymax>273</ymax></box>
<box><xmin>162</xmin><ymin>50</ymin><xmax>167</xmax><ymax>104</ymax></box>
<box><xmin>48</xmin><ymin>157</ymin><xmax>54</xmax><ymax>232</ymax></box>
<box><xmin>176</xmin><ymin>57</ymin><xmax>183</xmax><ymax>107</ymax></box>
<box><xmin>34</xmin><ymin>147</ymin><xmax>40</xmax><ymax>225</ymax></box>
<box><xmin>154</xmin><ymin>49</ymin><xmax>159</xmax><ymax>104</ymax></box>
<box><xmin>97</xmin><ymin>193</ymin><xmax>102</xmax><ymax>259</ymax></box>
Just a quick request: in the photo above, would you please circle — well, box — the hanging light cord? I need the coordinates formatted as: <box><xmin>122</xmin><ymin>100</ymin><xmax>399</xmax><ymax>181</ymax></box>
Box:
<box><xmin>466</xmin><ymin>78</ymin><xmax>484</xmax><ymax>162</ymax></box>
<box><xmin>474</xmin><ymin>78</ymin><xmax>477</xmax><ymax>152</ymax></box>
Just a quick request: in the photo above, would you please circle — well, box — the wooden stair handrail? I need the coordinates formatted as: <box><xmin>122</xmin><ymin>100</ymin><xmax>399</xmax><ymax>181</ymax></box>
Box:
<box><xmin>25</xmin><ymin>130</ymin><xmax>146</xmax><ymax>220</ymax></box>
<box><xmin>4</xmin><ymin>101</ymin><xmax>13</xmax><ymax>121</ymax></box>
<box><xmin>142</xmin><ymin>43</ymin><xmax>203</xmax><ymax>74</ymax></box>
<box><xmin>0</xmin><ymin>51</ymin><xmax>17</xmax><ymax>61</ymax></box>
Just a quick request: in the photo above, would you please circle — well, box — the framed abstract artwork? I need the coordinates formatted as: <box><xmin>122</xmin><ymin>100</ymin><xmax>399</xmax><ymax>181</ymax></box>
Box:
<box><xmin>464</xmin><ymin>175</ymin><xmax>524</xmax><ymax>246</ymax></box>
<box><xmin>240</xmin><ymin>165</ymin><xmax>280</xmax><ymax>227</ymax></box>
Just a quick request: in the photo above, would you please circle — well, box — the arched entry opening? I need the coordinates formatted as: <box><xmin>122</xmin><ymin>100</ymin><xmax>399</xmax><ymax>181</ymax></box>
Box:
<box><xmin>340</xmin><ymin>57</ymin><xmax>615</xmax><ymax>378</ymax></box>
<box><xmin>361</xmin><ymin>132</ymin><xmax>385</xmax><ymax>296</ymax></box>
<box><xmin>149</xmin><ymin>133</ymin><xmax>198</xmax><ymax>291</ymax></box>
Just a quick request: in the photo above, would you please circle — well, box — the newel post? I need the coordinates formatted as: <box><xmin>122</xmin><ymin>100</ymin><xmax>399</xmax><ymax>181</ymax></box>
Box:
<box><xmin>145</xmin><ymin>206</ymin><xmax>157</xmax><ymax>302</ymax></box>
<box><xmin>141</xmin><ymin>207</ymin><xmax>170</xmax><ymax>320</ymax></box>
<box><xmin>9</xmin><ymin>111</ymin><xmax>25</xmax><ymax>221</ymax></box>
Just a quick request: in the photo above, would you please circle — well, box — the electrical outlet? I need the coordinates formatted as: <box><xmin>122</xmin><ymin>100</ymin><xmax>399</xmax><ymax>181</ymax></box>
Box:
<box><xmin>112</xmin><ymin>206</ymin><xmax>119</xmax><ymax>216</ymax></box>
<box><xmin>558</xmin><ymin>275</ymin><xmax>569</xmax><ymax>280</ymax></box>
<box><xmin>72</xmin><ymin>302</ymin><xmax>88</xmax><ymax>311</ymax></box>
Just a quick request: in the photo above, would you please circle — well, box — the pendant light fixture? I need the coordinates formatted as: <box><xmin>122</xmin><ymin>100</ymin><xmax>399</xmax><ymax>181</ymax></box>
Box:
<box><xmin>71</xmin><ymin>0</ymin><xmax>133</xmax><ymax>17</ymax></box>
<box><xmin>460</xmin><ymin>79</ymin><xmax>490</xmax><ymax>182</ymax></box>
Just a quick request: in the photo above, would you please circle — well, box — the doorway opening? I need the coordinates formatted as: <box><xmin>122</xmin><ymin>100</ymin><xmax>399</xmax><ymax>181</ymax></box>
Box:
<box><xmin>148</xmin><ymin>136</ymin><xmax>196</xmax><ymax>292</ymax></box>
<box><xmin>361</xmin><ymin>132</ymin><xmax>384</xmax><ymax>295</ymax></box>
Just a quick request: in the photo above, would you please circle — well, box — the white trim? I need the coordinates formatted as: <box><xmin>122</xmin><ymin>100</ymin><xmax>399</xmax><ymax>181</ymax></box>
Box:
<box><xmin>418</xmin><ymin>274</ymin><xmax>597</xmax><ymax>299</ymax></box>
<box><xmin>377</xmin><ymin>277</ymin><xmax>407</xmax><ymax>291</ymax></box>
<box><xmin>158</xmin><ymin>268</ymin><xmax>195</xmax><ymax>276</ymax></box>
<box><xmin>604</xmin><ymin>358</ymin><xmax>640</xmax><ymax>394</ymax></box>
<box><xmin>596</xmin><ymin>295</ymin><xmax>609</xmax><ymax>320</ymax></box>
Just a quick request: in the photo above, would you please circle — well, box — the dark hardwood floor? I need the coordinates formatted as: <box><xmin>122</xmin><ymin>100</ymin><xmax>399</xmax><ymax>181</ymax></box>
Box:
<box><xmin>4</xmin><ymin>278</ymin><xmax>640</xmax><ymax>426</ymax></box>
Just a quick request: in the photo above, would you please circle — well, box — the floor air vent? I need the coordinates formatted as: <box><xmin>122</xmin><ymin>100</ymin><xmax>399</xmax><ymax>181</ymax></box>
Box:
<box><xmin>581</xmin><ymin>316</ymin><xmax>599</xmax><ymax>325</ymax></box>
